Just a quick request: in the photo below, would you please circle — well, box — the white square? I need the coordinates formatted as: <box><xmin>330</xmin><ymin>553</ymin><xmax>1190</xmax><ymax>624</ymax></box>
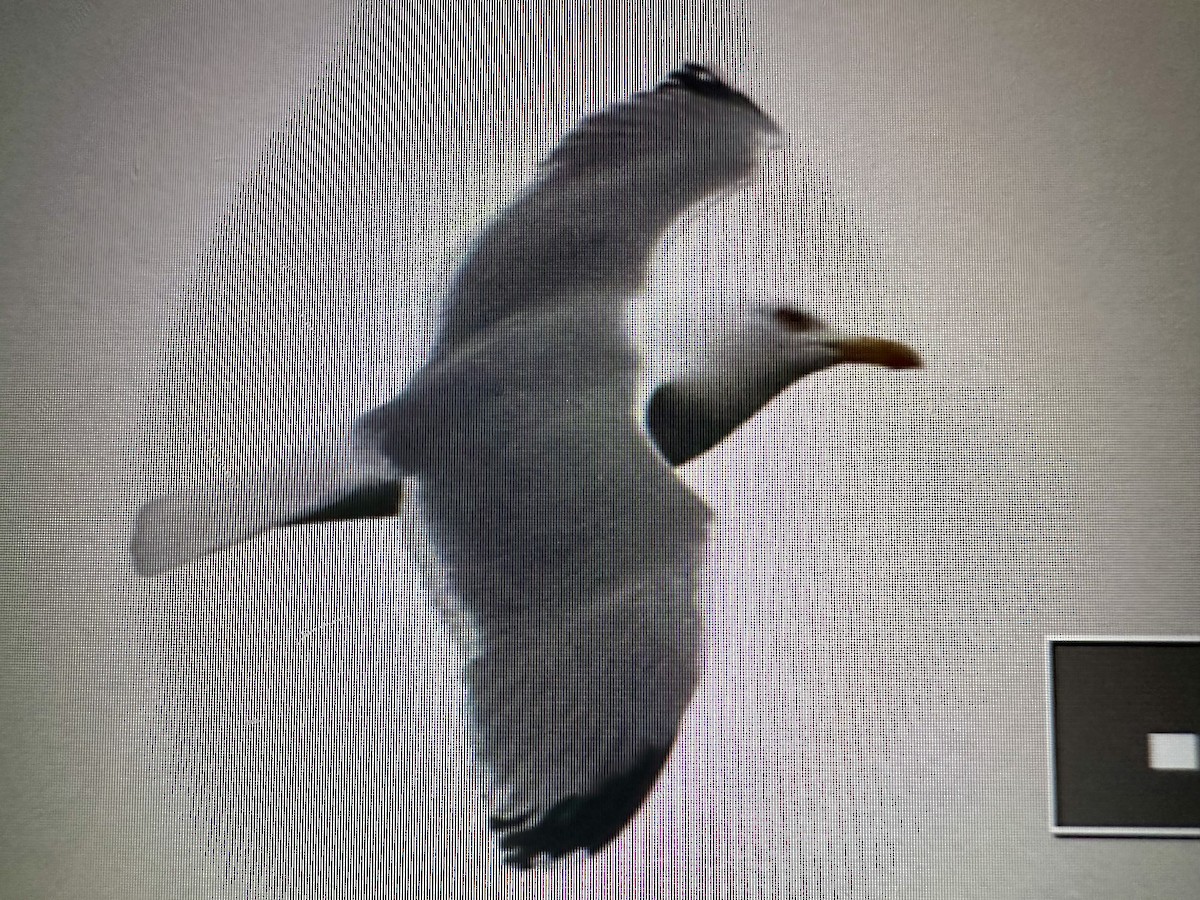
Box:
<box><xmin>1147</xmin><ymin>732</ymin><xmax>1200</xmax><ymax>771</ymax></box>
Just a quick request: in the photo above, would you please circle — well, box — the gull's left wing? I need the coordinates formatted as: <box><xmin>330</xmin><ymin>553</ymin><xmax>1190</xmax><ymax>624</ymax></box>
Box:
<box><xmin>409</xmin><ymin>368</ymin><xmax>712</xmax><ymax>867</ymax></box>
<box><xmin>466</xmin><ymin>539</ymin><xmax>707</xmax><ymax>868</ymax></box>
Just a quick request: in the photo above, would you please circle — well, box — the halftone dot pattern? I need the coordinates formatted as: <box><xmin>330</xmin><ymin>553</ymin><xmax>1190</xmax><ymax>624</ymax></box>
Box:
<box><xmin>132</xmin><ymin>3</ymin><xmax>985</xmax><ymax>896</ymax></box>
<box><xmin>3</xmin><ymin>0</ymin><xmax>1198</xmax><ymax>898</ymax></box>
<box><xmin>125</xmin><ymin>2</ymin><xmax>904</xmax><ymax>898</ymax></box>
<box><xmin>101</xmin><ymin>3</ymin><xmax>1200</xmax><ymax>900</ymax></box>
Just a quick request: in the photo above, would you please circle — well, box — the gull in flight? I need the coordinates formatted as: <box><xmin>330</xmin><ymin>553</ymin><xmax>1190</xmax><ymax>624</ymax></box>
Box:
<box><xmin>132</xmin><ymin>63</ymin><xmax>921</xmax><ymax>869</ymax></box>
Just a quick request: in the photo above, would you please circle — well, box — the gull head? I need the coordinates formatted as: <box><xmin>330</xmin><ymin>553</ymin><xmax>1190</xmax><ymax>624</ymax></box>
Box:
<box><xmin>708</xmin><ymin>301</ymin><xmax>923</xmax><ymax>384</ymax></box>
<box><xmin>640</xmin><ymin>299</ymin><xmax>921</xmax><ymax>467</ymax></box>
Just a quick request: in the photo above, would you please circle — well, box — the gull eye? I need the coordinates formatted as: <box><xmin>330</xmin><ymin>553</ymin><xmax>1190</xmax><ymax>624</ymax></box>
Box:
<box><xmin>773</xmin><ymin>307</ymin><xmax>820</xmax><ymax>332</ymax></box>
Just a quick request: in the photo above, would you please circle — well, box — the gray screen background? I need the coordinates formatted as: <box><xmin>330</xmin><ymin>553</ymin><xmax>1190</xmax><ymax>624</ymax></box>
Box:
<box><xmin>2</xmin><ymin>0</ymin><xmax>1198</xmax><ymax>897</ymax></box>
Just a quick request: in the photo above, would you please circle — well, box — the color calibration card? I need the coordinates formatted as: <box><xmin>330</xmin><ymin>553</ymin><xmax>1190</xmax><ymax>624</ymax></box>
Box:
<box><xmin>1047</xmin><ymin>638</ymin><xmax>1200</xmax><ymax>837</ymax></box>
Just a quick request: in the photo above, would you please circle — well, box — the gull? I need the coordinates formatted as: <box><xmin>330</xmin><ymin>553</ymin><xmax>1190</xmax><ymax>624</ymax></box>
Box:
<box><xmin>132</xmin><ymin>63</ymin><xmax>921</xmax><ymax>869</ymax></box>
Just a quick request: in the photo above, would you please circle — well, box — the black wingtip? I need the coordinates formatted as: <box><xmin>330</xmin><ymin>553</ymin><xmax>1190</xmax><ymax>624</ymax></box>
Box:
<box><xmin>493</xmin><ymin>743</ymin><xmax>675</xmax><ymax>870</ymax></box>
<box><xmin>655</xmin><ymin>62</ymin><xmax>770</xmax><ymax>119</ymax></box>
<box><xmin>489</xmin><ymin>809</ymin><xmax>534</xmax><ymax>829</ymax></box>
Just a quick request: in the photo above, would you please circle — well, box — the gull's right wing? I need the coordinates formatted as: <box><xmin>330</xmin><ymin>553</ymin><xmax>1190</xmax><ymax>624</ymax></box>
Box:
<box><xmin>434</xmin><ymin>64</ymin><xmax>780</xmax><ymax>351</ymax></box>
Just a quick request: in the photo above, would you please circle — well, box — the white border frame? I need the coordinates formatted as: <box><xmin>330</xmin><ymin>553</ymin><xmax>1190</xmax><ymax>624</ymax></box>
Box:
<box><xmin>1045</xmin><ymin>635</ymin><xmax>1200</xmax><ymax>838</ymax></box>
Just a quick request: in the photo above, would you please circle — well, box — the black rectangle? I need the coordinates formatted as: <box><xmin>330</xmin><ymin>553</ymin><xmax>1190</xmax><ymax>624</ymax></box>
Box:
<box><xmin>1049</xmin><ymin>638</ymin><xmax>1200</xmax><ymax>834</ymax></box>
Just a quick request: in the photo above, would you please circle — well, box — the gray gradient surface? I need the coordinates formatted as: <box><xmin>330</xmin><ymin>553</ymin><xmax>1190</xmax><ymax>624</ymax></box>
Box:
<box><xmin>2</xmin><ymin>0</ymin><xmax>1198</xmax><ymax>897</ymax></box>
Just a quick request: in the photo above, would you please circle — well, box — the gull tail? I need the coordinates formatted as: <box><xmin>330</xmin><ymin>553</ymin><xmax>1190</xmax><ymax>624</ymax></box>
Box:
<box><xmin>130</xmin><ymin>438</ymin><xmax>401</xmax><ymax>577</ymax></box>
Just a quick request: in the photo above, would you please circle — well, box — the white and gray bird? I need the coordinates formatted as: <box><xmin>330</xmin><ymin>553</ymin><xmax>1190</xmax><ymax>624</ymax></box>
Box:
<box><xmin>132</xmin><ymin>63</ymin><xmax>921</xmax><ymax>869</ymax></box>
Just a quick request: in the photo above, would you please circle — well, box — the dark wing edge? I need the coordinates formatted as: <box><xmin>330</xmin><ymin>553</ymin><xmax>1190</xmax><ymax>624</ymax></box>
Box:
<box><xmin>538</xmin><ymin>62</ymin><xmax>780</xmax><ymax>175</ymax></box>
<box><xmin>463</xmin><ymin>562</ymin><xmax>706</xmax><ymax>870</ymax></box>
<box><xmin>492</xmin><ymin>743</ymin><xmax>676</xmax><ymax>869</ymax></box>
<box><xmin>654</xmin><ymin>62</ymin><xmax>774</xmax><ymax>116</ymax></box>
<box><xmin>279</xmin><ymin>480</ymin><xmax>401</xmax><ymax>527</ymax></box>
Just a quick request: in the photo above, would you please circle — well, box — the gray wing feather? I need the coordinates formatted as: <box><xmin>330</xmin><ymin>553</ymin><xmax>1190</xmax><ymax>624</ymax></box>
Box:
<box><xmin>388</xmin><ymin>306</ymin><xmax>711</xmax><ymax>867</ymax></box>
<box><xmin>421</xmin><ymin>439</ymin><xmax>709</xmax><ymax>868</ymax></box>
<box><xmin>435</xmin><ymin>65</ymin><xmax>779</xmax><ymax>350</ymax></box>
<box><xmin>468</xmin><ymin>575</ymin><xmax>704</xmax><ymax>868</ymax></box>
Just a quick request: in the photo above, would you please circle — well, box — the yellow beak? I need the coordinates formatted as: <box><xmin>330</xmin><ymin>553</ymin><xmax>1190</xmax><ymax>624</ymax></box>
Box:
<box><xmin>835</xmin><ymin>336</ymin><xmax>923</xmax><ymax>370</ymax></box>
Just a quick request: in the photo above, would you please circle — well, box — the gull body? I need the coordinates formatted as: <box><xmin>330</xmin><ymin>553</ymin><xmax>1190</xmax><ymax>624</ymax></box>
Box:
<box><xmin>132</xmin><ymin>64</ymin><xmax>920</xmax><ymax>868</ymax></box>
